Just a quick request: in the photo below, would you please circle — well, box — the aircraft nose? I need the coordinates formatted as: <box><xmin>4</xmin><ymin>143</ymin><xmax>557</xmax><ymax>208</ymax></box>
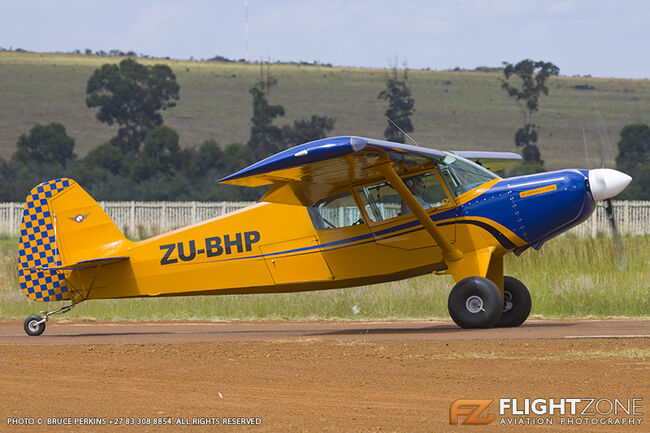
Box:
<box><xmin>588</xmin><ymin>168</ymin><xmax>632</xmax><ymax>201</ymax></box>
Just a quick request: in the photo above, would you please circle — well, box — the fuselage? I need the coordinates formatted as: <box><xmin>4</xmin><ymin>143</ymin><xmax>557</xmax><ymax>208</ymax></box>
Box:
<box><xmin>75</xmin><ymin>166</ymin><xmax>596</xmax><ymax>301</ymax></box>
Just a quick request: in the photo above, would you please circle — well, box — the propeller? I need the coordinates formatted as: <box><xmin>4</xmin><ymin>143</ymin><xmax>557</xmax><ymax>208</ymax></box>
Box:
<box><xmin>592</xmin><ymin>103</ymin><xmax>631</xmax><ymax>269</ymax></box>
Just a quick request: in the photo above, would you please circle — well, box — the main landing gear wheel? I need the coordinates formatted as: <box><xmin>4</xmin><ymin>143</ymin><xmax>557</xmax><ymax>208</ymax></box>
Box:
<box><xmin>24</xmin><ymin>315</ymin><xmax>46</xmax><ymax>336</ymax></box>
<box><xmin>496</xmin><ymin>276</ymin><xmax>532</xmax><ymax>327</ymax></box>
<box><xmin>448</xmin><ymin>276</ymin><xmax>503</xmax><ymax>328</ymax></box>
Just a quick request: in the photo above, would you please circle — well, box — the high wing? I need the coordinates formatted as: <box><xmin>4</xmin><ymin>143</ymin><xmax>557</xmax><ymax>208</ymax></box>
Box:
<box><xmin>450</xmin><ymin>150</ymin><xmax>521</xmax><ymax>172</ymax></box>
<box><xmin>217</xmin><ymin>136</ymin><xmax>521</xmax><ymax>206</ymax></box>
<box><xmin>218</xmin><ymin>136</ymin><xmax>446</xmax><ymax>206</ymax></box>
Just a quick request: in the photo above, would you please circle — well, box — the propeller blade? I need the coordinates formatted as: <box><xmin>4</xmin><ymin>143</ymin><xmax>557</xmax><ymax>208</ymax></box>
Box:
<box><xmin>604</xmin><ymin>198</ymin><xmax>619</xmax><ymax>238</ymax></box>
<box><xmin>594</xmin><ymin>102</ymin><xmax>611</xmax><ymax>168</ymax></box>
<box><xmin>590</xmin><ymin>105</ymin><xmax>629</xmax><ymax>269</ymax></box>
<box><xmin>604</xmin><ymin>198</ymin><xmax>627</xmax><ymax>270</ymax></box>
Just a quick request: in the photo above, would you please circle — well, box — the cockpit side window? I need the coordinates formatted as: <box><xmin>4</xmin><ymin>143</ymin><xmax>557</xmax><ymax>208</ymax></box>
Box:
<box><xmin>308</xmin><ymin>191</ymin><xmax>364</xmax><ymax>230</ymax></box>
<box><xmin>357</xmin><ymin>171</ymin><xmax>450</xmax><ymax>223</ymax></box>
<box><xmin>437</xmin><ymin>153</ymin><xmax>498</xmax><ymax>196</ymax></box>
<box><xmin>358</xmin><ymin>181</ymin><xmax>402</xmax><ymax>222</ymax></box>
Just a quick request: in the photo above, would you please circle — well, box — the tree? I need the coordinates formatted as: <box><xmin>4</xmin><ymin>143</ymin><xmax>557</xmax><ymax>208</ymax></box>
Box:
<box><xmin>281</xmin><ymin>115</ymin><xmax>335</xmax><ymax>147</ymax></box>
<box><xmin>616</xmin><ymin>123</ymin><xmax>649</xmax><ymax>172</ymax></box>
<box><xmin>247</xmin><ymin>65</ymin><xmax>285</xmax><ymax>160</ymax></box>
<box><xmin>247</xmin><ymin>63</ymin><xmax>337</xmax><ymax>159</ymax></box>
<box><xmin>615</xmin><ymin>123</ymin><xmax>650</xmax><ymax>200</ymax></box>
<box><xmin>1</xmin><ymin>123</ymin><xmax>80</xmax><ymax>200</ymax></box>
<box><xmin>86</xmin><ymin>58</ymin><xmax>180</xmax><ymax>153</ymax></box>
<box><xmin>378</xmin><ymin>67</ymin><xmax>415</xmax><ymax>143</ymax></box>
<box><xmin>180</xmin><ymin>139</ymin><xmax>225</xmax><ymax>182</ymax></box>
<box><xmin>84</xmin><ymin>142</ymin><xmax>125</xmax><ymax>175</ymax></box>
<box><xmin>222</xmin><ymin>142</ymin><xmax>255</xmax><ymax>175</ymax></box>
<box><xmin>130</xmin><ymin>125</ymin><xmax>182</xmax><ymax>182</ymax></box>
<box><xmin>501</xmin><ymin>59</ymin><xmax>559</xmax><ymax>164</ymax></box>
<box><xmin>13</xmin><ymin>122</ymin><xmax>76</xmax><ymax>168</ymax></box>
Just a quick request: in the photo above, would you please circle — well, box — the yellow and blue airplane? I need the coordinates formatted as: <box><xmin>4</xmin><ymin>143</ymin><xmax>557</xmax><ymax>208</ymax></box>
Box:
<box><xmin>19</xmin><ymin>136</ymin><xmax>632</xmax><ymax>335</ymax></box>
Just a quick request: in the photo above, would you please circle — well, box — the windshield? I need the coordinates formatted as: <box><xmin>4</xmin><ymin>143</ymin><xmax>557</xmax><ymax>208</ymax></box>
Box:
<box><xmin>437</xmin><ymin>153</ymin><xmax>498</xmax><ymax>196</ymax></box>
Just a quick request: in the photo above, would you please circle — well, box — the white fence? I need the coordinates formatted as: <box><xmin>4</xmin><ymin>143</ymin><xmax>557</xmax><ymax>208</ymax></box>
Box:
<box><xmin>566</xmin><ymin>201</ymin><xmax>650</xmax><ymax>238</ymax></box>
<box><xmin>0</xmin><ymin>200</ymin><xmax>648</xmax><ymax>239</ymax></box>
<box><xmin>0</xmin><ymin>201</ymin><xmax>255</xmax><ymax>239</ymax></box>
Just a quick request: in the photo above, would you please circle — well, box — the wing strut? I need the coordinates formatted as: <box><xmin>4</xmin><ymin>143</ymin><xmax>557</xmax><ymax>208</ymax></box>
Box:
<box><xmin>376</xmin><ymin>161</ymin><xmax>463</xmax><ymax>263</ymax></box>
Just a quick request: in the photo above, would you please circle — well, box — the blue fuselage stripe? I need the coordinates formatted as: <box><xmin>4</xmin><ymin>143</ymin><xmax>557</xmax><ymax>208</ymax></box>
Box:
<box><xmin>185</xmin><ymin>216</ymin><xmax>516</xmax><ymax>266</ymax></box>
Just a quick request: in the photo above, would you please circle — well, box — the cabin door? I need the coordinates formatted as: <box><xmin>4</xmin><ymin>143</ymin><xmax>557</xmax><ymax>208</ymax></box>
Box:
<box><xmin>356</xmin><ymin>171</ymin><xmax>456</xmax><ymax>250</ymax></box>
<box><xmin>260</xmin><ymin>236</ymin><xmax>334</xmax><ymax>285</ymax></box>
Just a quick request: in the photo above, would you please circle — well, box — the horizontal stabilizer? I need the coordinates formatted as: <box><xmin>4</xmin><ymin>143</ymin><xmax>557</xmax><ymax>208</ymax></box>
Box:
<box><xmin>26</xmin><ymin>256</ymin><xmax>130</xmax><ymax>272</ymax></box>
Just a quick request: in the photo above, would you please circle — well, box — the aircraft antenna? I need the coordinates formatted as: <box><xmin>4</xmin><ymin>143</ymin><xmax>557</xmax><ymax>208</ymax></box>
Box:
<box><xmin>594</xmin><ymin>101</ymin><xmax>612</xmax><ymax>167</ymax></box>
<box><xmin>385</xmin><ymin>116</ymin><xmax>419</xmax><ymax>146</ymax></box>
<box><xmin>582</xmin><ymin>128</ymin><xmax>590</xmax><ymax>168</ymax></box>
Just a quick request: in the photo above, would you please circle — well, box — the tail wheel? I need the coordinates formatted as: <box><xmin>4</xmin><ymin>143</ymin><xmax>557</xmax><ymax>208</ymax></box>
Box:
<box><xmin>448</xmin><ymin>276</ymin><xmax>503</xmax><ymax>329</ymax></box>
<box><xmin>24</xmin><ymin>315</ymin><xmax>46</xmax><ymax>336</ymax></box>
<box><xmin>496</xmin><ymin>276</ymin><xmax>531</xmax><ymax>327</ymax></box>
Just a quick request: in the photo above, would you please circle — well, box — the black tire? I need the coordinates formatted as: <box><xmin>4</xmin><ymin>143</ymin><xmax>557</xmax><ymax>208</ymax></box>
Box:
<box><xmin>448</xmin><ymin>276</ymin><xmax>503</xmax><ymax>329</ymax></box>
<box><xmin>24</xmin><ymin>315</ymin><xmax>45</xmax><ymax>336</ymax></box>
<box><xmin>496</xmin><ymin>276</ymin><xmax>532</xmax><ymax>327</ymax></box>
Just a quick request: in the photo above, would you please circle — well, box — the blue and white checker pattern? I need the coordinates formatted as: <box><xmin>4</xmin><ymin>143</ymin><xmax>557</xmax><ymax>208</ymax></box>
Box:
<box><xmin>18</xmin><ymin>179</ymin><xmax>72</xmax><ymax>302</ymax></box>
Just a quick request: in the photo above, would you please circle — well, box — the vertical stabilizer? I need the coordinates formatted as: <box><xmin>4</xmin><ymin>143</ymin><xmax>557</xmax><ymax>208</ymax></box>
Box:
<box><xmin>18</xmin><ymin>179</ymin><xmax>129</xmax><ymax>302</ymax></box>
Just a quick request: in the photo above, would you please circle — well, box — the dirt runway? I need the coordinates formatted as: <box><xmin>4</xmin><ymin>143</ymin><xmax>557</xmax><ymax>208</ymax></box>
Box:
<box><xmin>1</xmin><ymin>319</ymin><xmax>648</xmax><ymax>432</ymax></box>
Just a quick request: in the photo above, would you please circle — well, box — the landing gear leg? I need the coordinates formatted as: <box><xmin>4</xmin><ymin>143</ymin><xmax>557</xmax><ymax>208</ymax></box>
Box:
<box><xmin>23</xmin><ymin>303</ymin><xmax>75</xmax><ymax>336</ymax></box>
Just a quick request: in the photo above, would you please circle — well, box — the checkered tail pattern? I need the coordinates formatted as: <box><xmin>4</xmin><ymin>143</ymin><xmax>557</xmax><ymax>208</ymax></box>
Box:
<box><xmin>18</xmin><ymin>178</ymin><xmax>73</xmax><ymax>302</ymax></box>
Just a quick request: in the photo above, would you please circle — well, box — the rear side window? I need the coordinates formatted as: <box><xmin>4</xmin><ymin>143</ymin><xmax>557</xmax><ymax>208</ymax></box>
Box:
<box><xmin>308</xmin><ymin>192</ymin><xmax>364</xmax><ymax>230</ymax></box>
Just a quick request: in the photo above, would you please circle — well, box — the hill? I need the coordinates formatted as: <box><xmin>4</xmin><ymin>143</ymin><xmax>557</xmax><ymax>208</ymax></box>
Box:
<box><xmin>1</xmin><ymin>51</ymin><xmax>649</xmax><ymax>171</ymax></box>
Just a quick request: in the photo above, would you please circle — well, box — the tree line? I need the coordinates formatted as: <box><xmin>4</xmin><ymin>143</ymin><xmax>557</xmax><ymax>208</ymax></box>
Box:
<box><xmin>0</xmin><ymin>57</ymin><xmax>647</xmax><ymax>201</ymax></box>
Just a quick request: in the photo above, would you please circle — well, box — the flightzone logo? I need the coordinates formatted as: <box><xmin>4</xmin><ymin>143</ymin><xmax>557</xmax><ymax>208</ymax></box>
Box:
<box><xmin>450</xmin><ymin>400</ymin><xmax>494</xmax><ymax>425</ymax></box>
<box><xmin>450</xmin><ymin>398</ymin><xmax>643</xmax><ymax>426</ymax></box>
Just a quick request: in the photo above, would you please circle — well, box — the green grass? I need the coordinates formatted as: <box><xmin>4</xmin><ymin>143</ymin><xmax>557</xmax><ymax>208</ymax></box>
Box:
<box><xmin>0</xmin><ymin>237</ymin><xmax>647</xmax><ymax>320</ymax></box>
<box><xmin>507</xmin><ymin>237</ymin><xmax>649</xmax><ymax>317</ymax></box>
<box><xmin>1</xmin><ymin>51</ymin><xmax>650</xmax><ymax>171</ymax></box>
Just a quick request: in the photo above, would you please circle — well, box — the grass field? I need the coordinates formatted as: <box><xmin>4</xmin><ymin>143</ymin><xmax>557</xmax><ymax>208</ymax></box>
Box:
<box><xmin>0</xmin><ymin>236</ymin><xmax>647</xmax><ymax>320</ymax></box>
<box><xmin>1</xmin><ymin>51</ymin><xmax>650</xmax><ymax>170</ymax></box>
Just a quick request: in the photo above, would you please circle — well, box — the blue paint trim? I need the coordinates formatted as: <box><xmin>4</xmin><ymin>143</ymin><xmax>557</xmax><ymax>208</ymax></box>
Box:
<box><xmin>179</xmin><ymin>216</ymin><xmax>517</xmax><ymax>267</ymax></box>
<box><xmin>457</xmin><ymin>169</ymin><xmax>594</xmax><ymax>246</ymax></box>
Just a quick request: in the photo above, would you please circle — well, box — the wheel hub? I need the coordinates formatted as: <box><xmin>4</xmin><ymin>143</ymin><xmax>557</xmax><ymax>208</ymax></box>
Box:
<box><xmin>28</xmin><ymin>320</ymin><xmax>41</xmax><ymax>332</ymax></box>
<box><xmin>465</xmin><ymin>295</ymin><xmax>484</xmax><ymax>313</ymax></box>
<box><xmin>503</xmin><ymin>290</ymin><xmax>514</xmax><ymax>312</ymax></box>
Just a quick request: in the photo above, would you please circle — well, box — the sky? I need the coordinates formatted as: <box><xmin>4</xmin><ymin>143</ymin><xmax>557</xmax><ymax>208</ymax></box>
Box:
<box><xmin>1</xmin><ymin>0</ymin><xmax>649</xmax><ymax>78</ymax></box>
